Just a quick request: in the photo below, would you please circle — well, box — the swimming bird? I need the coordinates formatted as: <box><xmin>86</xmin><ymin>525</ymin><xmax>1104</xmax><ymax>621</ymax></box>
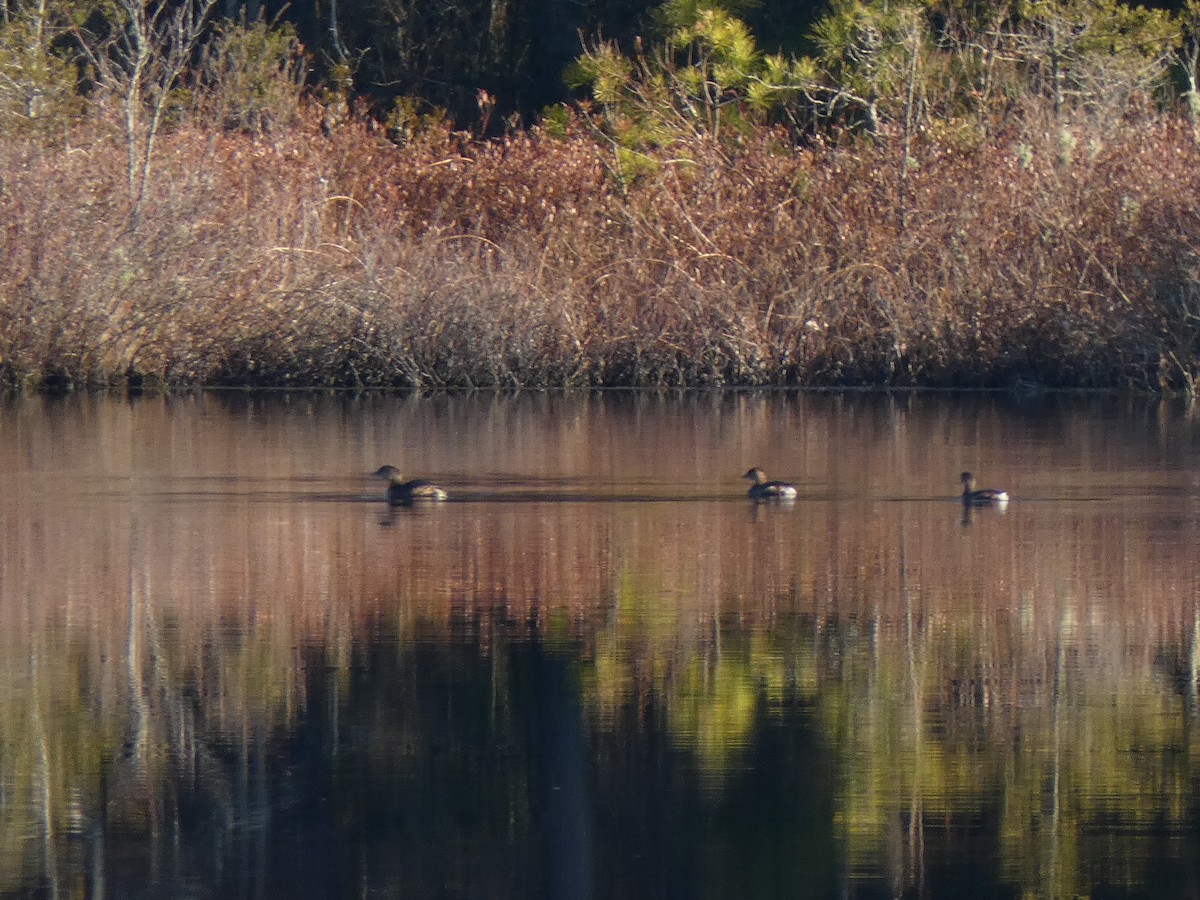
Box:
<box><xmin>373</xmin><ymin>465</ymin><xmax>448</xmax><ymax>505</ymax></box>
<box><xmin>742</xmin><ymin>467</ymin><xmax>798</xmax><ymax>501</ymax></box>
<box><xmin>960</xmin><ymin>471</ymin><xmax>1008</xmax><ymax>506</ymax></box>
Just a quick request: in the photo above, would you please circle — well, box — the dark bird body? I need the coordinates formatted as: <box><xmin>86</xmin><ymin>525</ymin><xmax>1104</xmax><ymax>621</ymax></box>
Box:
<box><xmin>960</xmin><ymin>471</ymin><xmax>1008</xmax><ymax>506</ymax></box>
<box><xmin>373</xmin><ymin>465</ymin><xmax>448</xmax><ymax>505</ymax></box>
<box><xmin>742</xmin><ymin>467</ymin><xmax>798</xmax><ymax>501</ymax></box>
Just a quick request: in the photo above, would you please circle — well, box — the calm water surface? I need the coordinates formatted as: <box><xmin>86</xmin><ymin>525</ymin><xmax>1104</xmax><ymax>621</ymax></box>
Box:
<box><xmin>2</xmin><ymin>392</ymin><xmax>1200</xmax><ymax>898</ymax></box>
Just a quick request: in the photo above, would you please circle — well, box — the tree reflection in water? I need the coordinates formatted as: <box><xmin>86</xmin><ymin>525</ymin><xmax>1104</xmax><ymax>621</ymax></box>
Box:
<box><xmin>1</xmin><ymin>392</ymin><xmax>1199</xmax><ymax>897</ymax></box>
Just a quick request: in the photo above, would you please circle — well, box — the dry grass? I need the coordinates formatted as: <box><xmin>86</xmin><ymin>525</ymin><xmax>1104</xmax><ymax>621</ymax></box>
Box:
<box><xmin>2</xmin><ymin>105</ymin><xmax>1199</xmax><ymax>390</ymax></box>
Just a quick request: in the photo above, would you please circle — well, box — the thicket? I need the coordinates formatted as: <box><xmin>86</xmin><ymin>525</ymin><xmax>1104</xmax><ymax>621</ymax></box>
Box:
<box><xmin>2</xmin><ymin>0</ymin><xmax>1200</xmax><ymax>391</ymax></box>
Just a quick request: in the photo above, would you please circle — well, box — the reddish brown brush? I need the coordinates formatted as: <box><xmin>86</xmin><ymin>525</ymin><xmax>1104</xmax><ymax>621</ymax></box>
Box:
<box><xmin>1</xmin><ymin>105</ymin><xmax>1198</xmax><ymax>390</ymax></box>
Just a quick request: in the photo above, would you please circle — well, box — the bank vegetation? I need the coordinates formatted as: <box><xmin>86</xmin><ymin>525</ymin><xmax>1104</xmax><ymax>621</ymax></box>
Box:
<box><xmin>2</xmin><ymin>0</ymin><xmax>1200</xmax><ymax>391</ymax></box>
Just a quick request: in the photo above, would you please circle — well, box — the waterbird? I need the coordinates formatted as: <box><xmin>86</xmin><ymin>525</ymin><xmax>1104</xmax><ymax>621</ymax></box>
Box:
<box><xmin>372</xmin><ymin>465</ymin><xmax>448</xmax><ymax>505</ymax></box>
<box><xmin>742</xmin><ymin>467</ymin><xmax>798</xmax><ymax>501</ymax></box>
<box><xmin>960</xmin><ymin>471</ymin><xmax>1008</xmax><ymax>506</ymax></box>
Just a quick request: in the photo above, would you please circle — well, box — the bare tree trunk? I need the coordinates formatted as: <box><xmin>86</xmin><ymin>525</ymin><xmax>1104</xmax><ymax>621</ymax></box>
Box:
<box><xmin>898</xmin><ymin>17</ymin><xmax>920</xmax><ymax>232</ymax></box>
<box><xmin>327</xmin><ymin>0</ymin><xmax>348</xmax><ymax>62</ymax></box>
<box><xmin>79</xmin><ymin>0</ymin><xmax>216</xmax><ymax>217</ymax></box>
<box><xmin>1184</xmin><ymin>46</ymin><xmax>1200</xmax><ymax>133</ymax></box>
<box><xmin>864</xmin><ymin>95</ymin><xmax>880</xmax><ymax>135</ymax></box>
<box><xmin>489</xmin><ymin>0</ymin><xmax>509</xmax><ymax>69</ymax></box>
<box><xmin>1049</xmin><ymin>21</ymin><xmax>1062</xmax><ymax>119</ymax></box>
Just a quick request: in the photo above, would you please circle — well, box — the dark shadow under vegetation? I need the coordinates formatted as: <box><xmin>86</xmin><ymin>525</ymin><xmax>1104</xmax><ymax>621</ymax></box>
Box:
<box><xmin>3</xmin><ymin>1</ymin><xmax>1200</xmax><ymax>393</ymax></box>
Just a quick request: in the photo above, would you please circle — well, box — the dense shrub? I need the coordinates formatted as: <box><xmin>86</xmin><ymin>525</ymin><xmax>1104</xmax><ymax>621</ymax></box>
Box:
<box><xmin>1</xmin><ymin>105</ymin><xmax>1199</xmax><ymax>391</ymax></box>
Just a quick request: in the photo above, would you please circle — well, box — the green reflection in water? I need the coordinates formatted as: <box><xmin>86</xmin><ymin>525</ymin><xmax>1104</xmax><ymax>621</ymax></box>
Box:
<box><xmin>0</xmin><ymin>594</ymin><xmax>1198</xmax><ymax>896</ymax></box>
<box><xmin>573</xmin><ymin>574</ymin><xmax>1200</xmax><ymax>896</ymax></box>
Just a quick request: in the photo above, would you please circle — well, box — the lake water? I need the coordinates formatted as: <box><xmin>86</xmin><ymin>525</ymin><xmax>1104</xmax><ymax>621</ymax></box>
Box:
<box><xmin>2</xmin><ymin>391</ymin><xmax>1200</xmax><ymax>897</ymax></box>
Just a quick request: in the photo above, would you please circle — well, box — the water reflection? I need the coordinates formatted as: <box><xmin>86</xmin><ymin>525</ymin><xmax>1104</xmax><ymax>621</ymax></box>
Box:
<box><xmin>1</xmin><ymin>392</ymin><xmax>1200</xmax><ymax>896</ymax></box>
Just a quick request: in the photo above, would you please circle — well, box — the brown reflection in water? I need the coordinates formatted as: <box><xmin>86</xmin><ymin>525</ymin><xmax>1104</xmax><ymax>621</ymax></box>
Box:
<box><xmin>1</xmin><ymin>393</ymin><xmax>1200</xmax><ymax>895</ymax></box>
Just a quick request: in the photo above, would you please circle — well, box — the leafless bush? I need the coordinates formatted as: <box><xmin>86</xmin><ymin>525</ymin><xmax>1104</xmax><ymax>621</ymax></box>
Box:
<box><xmin>1</xmin><ymin>107</ymin><xmax>1199</xmax><ymax>391</ymax></box>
